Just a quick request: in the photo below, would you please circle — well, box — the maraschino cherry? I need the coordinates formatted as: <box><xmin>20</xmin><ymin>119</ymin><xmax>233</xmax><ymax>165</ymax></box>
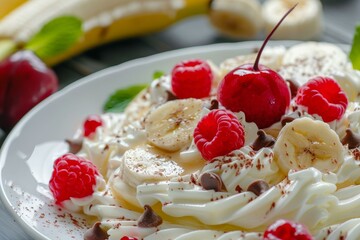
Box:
<box><xmin>217</xmin><ymin>5</ymin><xmax>297</xmax><ymax>129</ymax></box>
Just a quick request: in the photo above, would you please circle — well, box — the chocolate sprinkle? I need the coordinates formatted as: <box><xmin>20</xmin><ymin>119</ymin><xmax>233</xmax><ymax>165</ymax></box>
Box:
<box><xmin>65</xmin><ymin>138</ymin><xmax>83</xmax><ymax>154</ymax></box>
<box><xmin>286</xmin><ymin>79</ymin><xmax>300</xmax><ymax>98</ymax></box>
<box><xmin>342</xmin><ymin>129</ymin><xmax>360</xmax><ymax>149</ymax></box>
<box><xmin>281</xmin><ymin>111</ymin><xmax>301</xmax><ymax>127</ymax></box>
<box><xmin>137</xmin><ymin>205</ymin><xmax>163</xmax><ymax>228</ymax></box>
<box><xmin>166</xmin><ymin>90</ymin><xmax>177</xmax><ymax>101</ymax></box>
<box><xmin>83</xmin><ymin>222</ymin><xmax>109</xmax><ymax>240</ymax></box>
<box><xmin>200</xmin><ymin>172</ymin><xmax>223</xmax><ymax>192</ymax></box>
<box><xmin>247</xmin><ymin>180</ymin><xmax>270</xmax><ymax>196</ymax></box>
<box><xmin>251</xmin><ymin>130</ymin><xmax>275</xmax><ymax>151</ymax></box>
<box><xmin>209</xmin><ymin>99</ymin><xmax>219</xmax><ymax>110</ymax></box>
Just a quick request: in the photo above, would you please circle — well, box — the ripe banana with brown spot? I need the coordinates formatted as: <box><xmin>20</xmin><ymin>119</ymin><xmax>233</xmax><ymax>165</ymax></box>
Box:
<box><xmin>274</xmin><ymin>117</ymin><xmax>344</xmax><ymax>173</ymax></box>
<box><xmin>121</xmin><ymin>147</ymin><xmax>184</xmax><ymax>187</ymax></box>
<box><xmin>145</xmin><ymin>99</ymin><xmax>203</xmax><ymax>152</ymax></box>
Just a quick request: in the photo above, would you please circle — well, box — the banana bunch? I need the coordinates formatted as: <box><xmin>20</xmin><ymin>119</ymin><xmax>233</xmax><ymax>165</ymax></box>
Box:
<box><xmin>0</xmin><ymin>0</ymin><xmax>210</xmax><ymax>65</ymax></box>
<box><xmin>274</xmin><ymin>117</ymin><xmax>344</xmax><ymax>174</ymax></box>
<box><xmin>0</xmin><ymin>0</ymin><xmax>323</xmax><ymax>66</ymax></box>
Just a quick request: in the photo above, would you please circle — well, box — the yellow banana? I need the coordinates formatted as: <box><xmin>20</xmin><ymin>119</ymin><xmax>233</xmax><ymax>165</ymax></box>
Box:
<box><xmin>0</xmin><ymin>0</ymin><xmax>27</xmax><ymax>20</ymax></box>
<box><xmin>0</xmin><ymin>0</ymin><xmax>210</xmax><ymax>66</ymax></box>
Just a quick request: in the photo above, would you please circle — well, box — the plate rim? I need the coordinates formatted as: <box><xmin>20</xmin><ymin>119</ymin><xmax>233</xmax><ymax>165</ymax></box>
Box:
<box><xmin>0</xmin><ymin>40</ymin><xmax>349</xmax><ymax>239</ymax></box>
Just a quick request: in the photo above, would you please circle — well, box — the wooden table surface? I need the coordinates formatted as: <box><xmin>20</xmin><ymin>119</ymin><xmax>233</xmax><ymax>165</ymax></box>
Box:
<box><xmin>1</xmin><ymin>0</ymin><xmax>360</xmax><ymax>239</ymax></box>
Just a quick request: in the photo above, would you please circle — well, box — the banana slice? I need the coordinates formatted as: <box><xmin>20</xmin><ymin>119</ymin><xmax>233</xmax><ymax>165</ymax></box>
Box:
<box><xmin>262</xmin><ymin>0</ymin><xmax>323</xmax><ymax>40</ymax></box>
<box><xmin>209</xmin><ymin>0</ymin><xmax>263</xmax><ymax>39</ymax></box>
<box><xmin>279</xmin><ymin>42</ymin><xmax>348</xmax><ymax>86</ymax></box>
<box><xmin>219</xmin><ymin>46</ymin><xmax>286</xmax><ymax>76</ymax></box>
<box><xmin>145</xmin><ymin>99</ymin><xmax>203</xmax><ymax>152</ymax></box>
<box><xmin>123</xmin><ymin>88</ymin><xmax>151</xmax><ymax>126</ymax></box>
<box><xmin>121</xmin><ymin>147</ymin><xmax>184</xmax><ymax>187</ymax></box>
<box><xmin>274</xmin><ymin>117</ymin><xmax>344</xmax><ymax>173</ymax></box>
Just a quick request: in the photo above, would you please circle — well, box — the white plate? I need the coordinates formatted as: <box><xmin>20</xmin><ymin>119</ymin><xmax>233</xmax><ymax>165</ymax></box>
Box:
<box><xmin>0</xmin><ymin>40</ymin><xmax>342</xmax><ymax>240</ymax></box>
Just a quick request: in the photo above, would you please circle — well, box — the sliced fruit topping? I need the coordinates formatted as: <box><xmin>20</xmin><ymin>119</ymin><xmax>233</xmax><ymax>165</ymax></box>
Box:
<box><xmin>145</xmin><ymin>99</ymin><xmax>203</xmax><ymax>152</ymax></box>
<box><xmin>49</xmin><ymin>153</ymin><xmax>100</xmax><ymax>205</ymax></box>
<box><xmin>194</xmin><ymin>109</ymin><xmax>245</xmax><ymax>161</ymax></box>
<box><xmin>83</xmin><ymin>114</ymin><xmax>103</xmax><ymax>138</ymax></box>
<box><xmin>274</xmin><ymin>117</ymin><xmax>344</xmax><ymax>173</ymax></box>
<box><xmin>263</xmin><ymin>219</ymin><xmax>313</xmax><ymax>240</ymax></box>
<box><xmin>295</xmin><ymin>77</ymin><xmax>348</xmax><ymax>122</ymax></box>
<box><xmin>217</xmin><ymin>5</ymin><xmax>296</xmax><ymax>129</ymax></box>
<box><xmin>171</xmin><ymin>59</ymin><xmax>213</xmax><ymax>99</ymax></box>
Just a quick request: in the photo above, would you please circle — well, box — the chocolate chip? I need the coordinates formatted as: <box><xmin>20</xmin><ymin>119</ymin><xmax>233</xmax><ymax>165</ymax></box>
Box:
<box><xmin>166</xmin><ymin>90</ymin><xmax>177</xmax><ymax>101</ymax></box>
<box><xmin>137</xmin><ymin>205</ymin><xmax>163</xmax><ymax>228</ymax></box>
<box><xmin>281</xmin><ymin>111</ymin><xmax>301</xmax><ymax>127</ymax></box>
<box><xmin>209</xmin><ymin>99</ymin><xmax>219</xmax><ymax>110</ymax></box>
<box><xmin>342</xmin><ymin>129</ymin><xmax>360</xmax><ymax>149</ymax></box>
<box><xmin>286</xmin><ymin>79</ymin><xmax>300</xmax><ymax>98</ymax></box>
<box><xmin>65</xmin><ymin>138</ymin><xmax>83</xmax><ymax>154</ymax></box>
<box><xmin>83</xmin><ymin>222</ymin><xmax>109</xmax><ymax>240</ymax></box>
<box><xmin>200</xmin><ymin>172</ymin><xmax>223</xmax><ymax>192</ymax></box>
<box><xmin>251</xmin><ymin>130</ymin><xmax>275</xmax><ymax>151</ymax></box>
<box><xmin>247</xmin><ymin>180</ymin><xmax>270</xmax><ymax>196</ymax></box>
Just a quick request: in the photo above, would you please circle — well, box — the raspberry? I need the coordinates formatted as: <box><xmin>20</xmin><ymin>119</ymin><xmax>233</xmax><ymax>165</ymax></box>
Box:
<box><xmin>263</xmin><ymin>219</ymin><xmax>313</xmax><ymax>240</ymax></box>
<box><xmin>49</xmin><ymin>153</ymin><xmax>100</xmax><ymax>205</ymax></box>
<box><xmin>120</xmin><ymin>237</ymin><xmax>138</xmax><ymax>240</ymax></box>
<box><xmin>194</xmin><ymin>109</ymin><xmax>245</xmax><ymax>161</ymax></box>
<box><xmin>83</xmin><ymin>114</ymin><xmax>103</xmax><ymax>137</ymax></box>
<box><xmin>295</xmin><ymin>77</ymin><xmax>348</xmax><ymax>122</ymax></box>
<box><xmin>171</xmin><ymin>59</ymin><xmax>213</xmax><ymax>99</ymax></box>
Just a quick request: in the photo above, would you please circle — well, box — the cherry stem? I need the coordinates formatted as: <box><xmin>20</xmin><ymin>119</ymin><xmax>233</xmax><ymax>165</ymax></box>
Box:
<box><xmin>253</xmin><ymin>4</ymin><xmax>298</xmax><ymax>71</ymax></box>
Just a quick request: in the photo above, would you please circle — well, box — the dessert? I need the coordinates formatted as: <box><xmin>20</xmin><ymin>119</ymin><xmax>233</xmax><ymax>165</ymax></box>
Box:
<box><xmin>47</xmin><ymin>39</ymin><xmax>360</xmax><ymax>239</ymax></box>
<box><xmin>48</xmin><ymin>8</ymin><xmax>360</xmax><ymax>240</ymax></box>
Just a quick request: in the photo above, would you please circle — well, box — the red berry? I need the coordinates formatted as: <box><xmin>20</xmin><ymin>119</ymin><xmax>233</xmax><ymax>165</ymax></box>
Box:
<box><xmin>120</xmin><ymin>237</ymin><xmax>137</xmax><ymax>240</ymax></box>
<box><xmin>83</xmin><ymin>115</ymin><xmax>103</xmax><ymax>137</ymax></box>
<box><xmin>49</xmin><ymin>153</ymin><xmax>100</xmax><ymax>205</ymax></box>
<box><xmin>194</xmin><ymin>109</ymin><xmax>245</xmax><ymax>161</ymax></box>
<box><xmin>171</xmin><ymin>59</ymin><xmax>213</xmax><ymax>99</ymax></box>
<box><xmin>263</xmin><ymin>219</ymin><xmax>313</xmax><ymax>240</ymax></box>
<box><xmin>217</xmin><ymin>64</ymin><xmax>290</xmax><ymax>129</ymax></box>
<box><xmin>295</xmin><ymin>77</ymin><xmax>348</xmax><ymax>122</ymax></box>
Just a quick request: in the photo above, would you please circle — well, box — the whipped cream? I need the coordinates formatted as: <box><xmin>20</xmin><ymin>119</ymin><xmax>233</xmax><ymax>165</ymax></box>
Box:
<box><xmin>57</xmin><ymin>42</ymin><xmax>360</xmax><ymax>239</ymax></box>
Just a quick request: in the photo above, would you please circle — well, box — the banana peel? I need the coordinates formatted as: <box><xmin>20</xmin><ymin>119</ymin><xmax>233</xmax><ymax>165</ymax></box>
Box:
<box><xmin>0</xmin><ymin>0</ymin><xmax>211</xmax><ymax>66</ymax></box>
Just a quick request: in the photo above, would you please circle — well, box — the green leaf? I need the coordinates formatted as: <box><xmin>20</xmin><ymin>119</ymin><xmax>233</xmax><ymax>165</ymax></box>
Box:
<box><xmin>350</xmin><ymin>25</ymin><xmax>360</xmax><ymax>70</ymax></box>
<box><xmin>25</xmin><ymin>16</ymin><xmax>83</xmax><ymax>60</ymax></box>
<box><xmin>153</xmin><ymin>70</ymin><xmax>165</xmax><ymax>80</ymax></box>
<box><xmin>103</xmin><ymin>84</ymin><xmax>148</xmax><ymax>113</ymax></box>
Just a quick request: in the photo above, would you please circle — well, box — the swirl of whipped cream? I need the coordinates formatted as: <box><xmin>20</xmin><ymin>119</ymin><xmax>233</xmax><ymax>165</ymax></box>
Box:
<box><xmin>108</xmin><ymin>225</ymin><xmax>262</xmax><ymax>240</ymax></box>
<box><xmin>205</xmin><ymin>146</ymin><xmax>284</xmax><ymax>192</ymax></box>
<box><xmin>315</xmin><ymin>218</ymin><xmax>360</xmax><ymax>240</ymax></box>
<box><xmin>79</xmin><ymin>113</ymin><xmax>147</xmax><ymax>176</ymax></box>
<box><xmin>136</xmin><ymin>167</ymin><xmax>338</xmax><ymax>230</ymax></box>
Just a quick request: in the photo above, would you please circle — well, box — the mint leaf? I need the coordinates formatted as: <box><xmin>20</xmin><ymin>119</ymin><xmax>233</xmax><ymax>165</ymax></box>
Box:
<box><xmin>350</xmin><ymin>25</ymin><xmax>360</xmax><ymax>70</ymax></box>
<box><xmin>25</xmin><ymin>16</ymin><xmax>83</xmax><ymax>60</ymax></box>
<box><xmin>103</xmin><ymin>85</ymin><xmax>148</xmax><ymax>113</ymax></box>
<box><xmin>153</xmin><ymin>70</ymin><xmax>165</xmax><ymax>80</ymax></box>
